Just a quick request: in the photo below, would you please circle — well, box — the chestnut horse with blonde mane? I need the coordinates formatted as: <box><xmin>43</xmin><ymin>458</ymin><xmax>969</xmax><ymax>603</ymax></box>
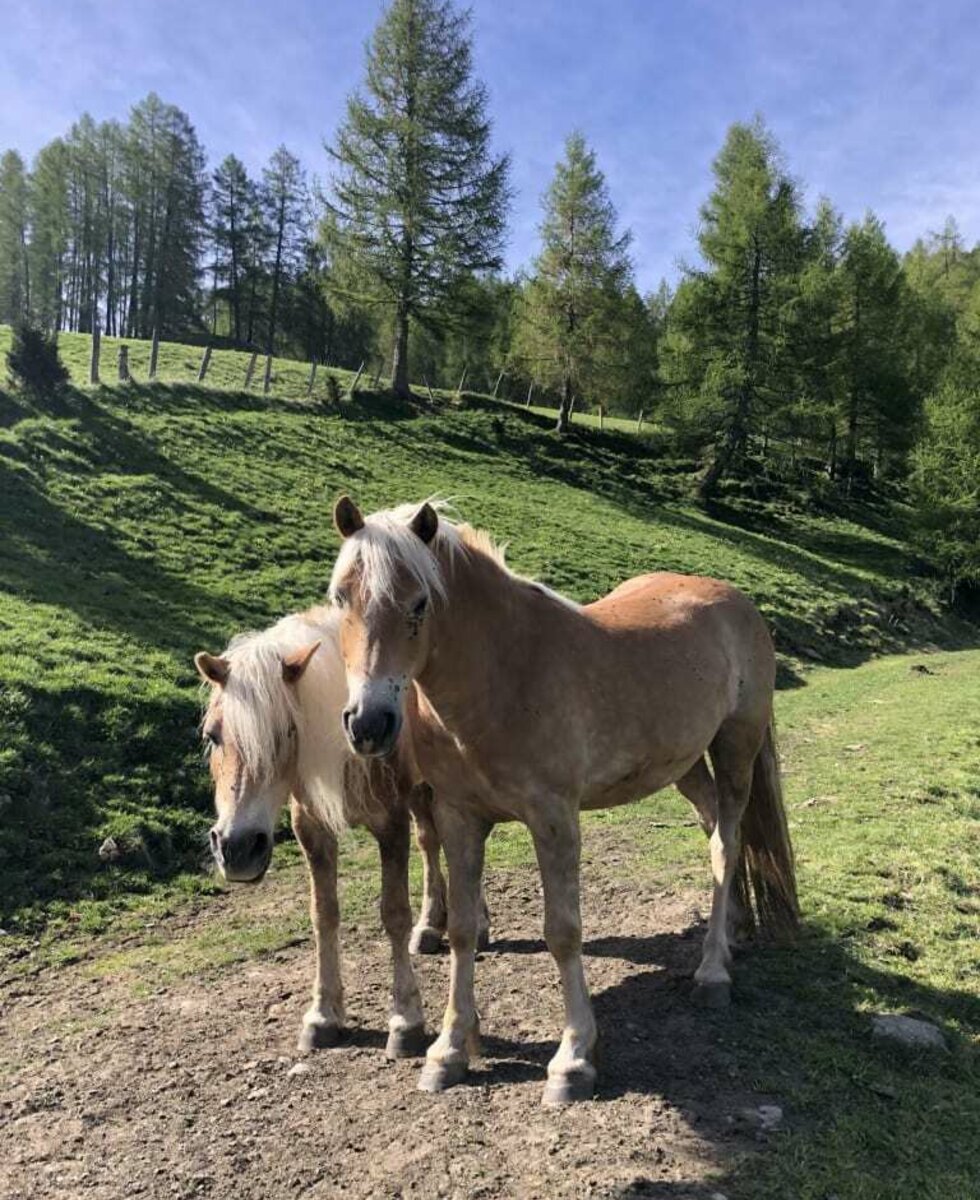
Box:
<box><xmin>194</xmin><ymin>605</ymin><xmax>488</xmax><ymax>1059</ymax></box>
<box><xmin>328</xmin><ymin>498</ymin><xmax>799</xmax><ymax>1105</ymax></box>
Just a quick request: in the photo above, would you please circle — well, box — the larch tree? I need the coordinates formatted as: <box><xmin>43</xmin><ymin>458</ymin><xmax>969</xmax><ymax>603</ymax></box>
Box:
<box><xmin>211</xmin><ymin>155</ymin><xmax>257</xmax><ymax>344</ymax></box>
<box><xmin>326</xmin><ymin>0</ymin><xmax>510</xmax><ymax>398</ymax></box>
<box><xmin>0</xmin><ymin>150</ymin><xmax>31</xmax><ymax>324</ymax></box>
<box><xmin>663</xmin><ymin>120</ymin><xmax>804</xmax><ymax>495</ymax></box>
<box><xmin>515</xmin><ymin>133</ymin><xmax>633</xmax><ymax>432</ymax></box>
<box><xmin>262</xmin><ymin>145</ymin><xmax>307</xmax><ymax>355</ymax></box>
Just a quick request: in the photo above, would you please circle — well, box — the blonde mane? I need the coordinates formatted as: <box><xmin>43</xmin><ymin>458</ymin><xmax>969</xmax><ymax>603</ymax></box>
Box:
<box><xmin>203</xmin><ymin>606</ymin><xmax>353</xmax><ymax>833</ymax></box>
<box><xmin>329</xmin><ymin>498</ymin><xmax>573</xmax><ymax>610</ymax></box>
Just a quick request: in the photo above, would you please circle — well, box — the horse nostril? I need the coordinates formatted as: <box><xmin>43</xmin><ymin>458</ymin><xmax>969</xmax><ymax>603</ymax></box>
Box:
<box><xmin>381</xmin><ymin>710</ymin><xmax>395</xmax><ymax>744</ymax></box>
<box><xmin>250</xmin><ymin>831</ymin><xmax>269</xmax><ymax>860</ymax></box>
<box><xmin>342</xmin><ymin>707</ymin><xmax>354</xmax><ymax>736</ymax></box>
<box><xmin>209</xmin><ymin>827</ymin><xmax>221</xmax><ymax>854</ymax></box>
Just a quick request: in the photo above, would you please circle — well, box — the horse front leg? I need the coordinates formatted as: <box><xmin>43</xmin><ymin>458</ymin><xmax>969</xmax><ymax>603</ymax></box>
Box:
<box><xmin>529</xmin><ymin>806</ymin><xmax>598</xmax><ymax>1106</ymax></box>
<box><xmin>291</xmin><ymin>798</ymin><xmax>345</xmax><ymax>1051</ymax></box>
<box><xmin>418</xmin><ymin>805</ymin><xmax>490</xmax><ymax>1094</ymax></box>
<box><xmin>408</xmin><ymin>786</ymin><xmax>448</xmax><ymax>955</ymax></box>
<box><xmin>375</xmin><ymin>811</ymin><xmax>428</xmax><ymax>1059</ymax></box>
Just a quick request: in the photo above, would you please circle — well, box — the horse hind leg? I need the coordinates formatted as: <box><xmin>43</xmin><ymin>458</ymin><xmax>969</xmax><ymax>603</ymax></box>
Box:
<box><xmin>676</xmin><ymin>758</ymin><xmax>753</xmax><ymax>946</ymax></box>
<box><xmin>409</xmin><ymin>787</ymin><xmax>448</xmax><ymax>955</ymax></box>
<box><xmin>409</xmin><ymin>785</ymin><xmax>492</xmax><ymax>954</ymax></box>
<box><xmin>693</xmin><ymin>726</ymin><xmax>760</xmax><ymax>1007</ymax></box>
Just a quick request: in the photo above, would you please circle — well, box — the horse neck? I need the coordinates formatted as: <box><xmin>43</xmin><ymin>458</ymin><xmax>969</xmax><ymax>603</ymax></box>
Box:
<box><xmin>420</xmin><ymin>544</ymin><xmax>527</xmax><ymax>713</ymax></box>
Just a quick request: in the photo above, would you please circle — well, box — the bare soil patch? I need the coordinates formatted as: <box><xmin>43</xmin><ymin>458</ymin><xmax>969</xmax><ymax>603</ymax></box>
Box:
<box><xmin>1</xmin><ymin>844</ymin><xmax>773</xmax><ymax>1200</ymax></box>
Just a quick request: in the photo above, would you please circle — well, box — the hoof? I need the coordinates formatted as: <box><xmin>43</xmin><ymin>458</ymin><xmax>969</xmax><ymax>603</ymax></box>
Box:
<box><xmin>410</xmin><ymin>926</ymin><xmax>444</xmax><ymax>955</ymax></box>
<box><xmin>298</xmin><ymin>1022</ymin><xmax>344</xmax><ymax>1052</ymax></box>
<box><xmin>693</xmin><ymin>981</ymin><xmax>732</xmax><ymax>1009</ymax></box>
<box><xmin>385</xmin><ymin>1025</ymin><xmax>429</xmax><ymax>1060</ymax></box>
<box><xmin>476</xmin><ymin>927</ymin><xmax>491</xmax><ymax>952</ymax></box>
<box><xmin>542</xmin><ymin>1070</ymin><xmax>596</xmax><ymax>1106</ymax></box>
<box><xmin>418</xmin><ymin>1057</ymin><xmax>469</xmax><ymax>1093</ymax></box>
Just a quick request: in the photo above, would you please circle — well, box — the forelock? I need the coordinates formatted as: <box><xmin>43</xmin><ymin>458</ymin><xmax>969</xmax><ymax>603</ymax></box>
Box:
<box><xmin>330</xmin><ymin>500</ymin><xmax>460</xmax><ymax>610</ymax></box>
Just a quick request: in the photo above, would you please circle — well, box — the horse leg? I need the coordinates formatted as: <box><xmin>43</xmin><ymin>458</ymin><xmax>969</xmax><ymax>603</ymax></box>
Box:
<box><xmin>409</xmin><ymin>787</ymin><xmax>491</xmax><ymax>954</ymax></box>
<box><xmin>418</xmin><ymin>805</ymin><xmax>490</xmax><ymax>1094</ymax></box>
<box><xmin>529</xmin><ymin>808</ymin><xmax>597</xmax><ymax>1106</ymax></box>
<box><xmin>376</xmin><ymin>810</ymin><xmax>428</xmax><ymax>1059</ymax></box>
<box><xmin>694</xmin><ymin>726</ymin><xmax>758</xmax><ymax>1006</ymax></box>
<box><xmin>291</xmin><ymin>798</ymin><xmax>345</xmax><ymax>1051</ymax></box>
<box><xmin>677</xmin><ymin>758</ymin><xmax>752</xmax><ymax>943</ymax></box>
<box><xmin>676</xmin><ymin>756</ymin><xmax>717</xmax><ymax>835</ymax></box>
<box><xmin>409</xmin><ymin>786</ymin><xmax>448</xmax><ymax>955</ymax></box>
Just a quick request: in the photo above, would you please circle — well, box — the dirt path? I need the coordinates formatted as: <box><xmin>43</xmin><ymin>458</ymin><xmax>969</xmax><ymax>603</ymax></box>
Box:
<box><xmin>1</xmin><ymin>847</ymin><xmax>772</xmax><ymax>1200</ymax></box>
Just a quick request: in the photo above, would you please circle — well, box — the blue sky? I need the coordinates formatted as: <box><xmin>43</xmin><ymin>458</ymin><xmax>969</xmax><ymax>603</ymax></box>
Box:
<box><xmin>3</xmin><ymin>0</ymin><xmax>979</xmax><ymax>291</ymax></box>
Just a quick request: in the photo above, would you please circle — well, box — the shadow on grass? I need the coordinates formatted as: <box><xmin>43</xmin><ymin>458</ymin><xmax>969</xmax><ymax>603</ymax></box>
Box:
<box><xmin>478</xmin><ymin>918</ymin><xmax>979</xmax><ymax>1198</ymax></box>
<box><xmin>0</xmin><ymin>680</ymin><xmax>212</xmax><ymax>925</ymax></box>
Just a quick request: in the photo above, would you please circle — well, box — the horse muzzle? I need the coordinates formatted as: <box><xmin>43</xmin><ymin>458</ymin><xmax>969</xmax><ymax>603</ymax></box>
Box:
<box><xmin>342</xmin><ymin>703</ymin><xmax>400</xmax><ymax>758</ymax></box>
<box><xmin>210</xmin><ymin>826</ymin><xmax>273</xmax><ymax>883</ymax></box>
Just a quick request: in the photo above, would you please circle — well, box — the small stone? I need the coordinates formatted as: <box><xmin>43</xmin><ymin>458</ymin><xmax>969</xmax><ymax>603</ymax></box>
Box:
<box><xmin>243</xmin><ymin>1060</ymin><xmax>259</xmax><ymax>1071</ymax></box>
<box><xmin>757</xmin><ymin>1104</ymin><xmax>783</xmax><ymax>1131</ymax></box>
<box><xmin>98</xmin><ymin>836</ymin><xmax>121</xmax><ymax>862</ymax></box>
<box><xmin>287</xmin><ymin>1062</ymin><xmax>310</xmax><ymax>1078</ymax></box>
<box><xmin>872</xmin><ymin>1014</ymin><xmax>947</xmax><ymax>1051</ymax></box>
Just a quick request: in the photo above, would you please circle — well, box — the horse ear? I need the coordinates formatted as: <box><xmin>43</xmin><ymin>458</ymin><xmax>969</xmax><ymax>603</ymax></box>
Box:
<box><xmin>410</xmin><ymin>502</ymin><xmax>438</xmax><ymax>545</ymax></box>
<box><xmin>334</xmin><ymin>495</ymin><xmax>364</xmax><ymax>539</ymax></box>
<box><xmin>282</xmin><ymin>640</ymin><xmax>321</xmax><ymax>685</ymax></box>
<box><xmin>195</xmin><ymin>652</ymin><xmax>230</xmax><ymax>686</ymax></box>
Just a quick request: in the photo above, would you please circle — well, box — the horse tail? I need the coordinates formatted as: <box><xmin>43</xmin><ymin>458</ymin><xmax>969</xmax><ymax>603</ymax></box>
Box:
<box><xmin>737</xmin><ymin>721</ymin><xmax>800</xmax><ymax>938</ymax></box>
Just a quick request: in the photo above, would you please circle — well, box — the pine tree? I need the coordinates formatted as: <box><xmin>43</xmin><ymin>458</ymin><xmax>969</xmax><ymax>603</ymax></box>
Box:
<box><xmin>0</xmin><ymin>150</ymin><xmax>31</xmax><ymax>324</ymax></box>
<box><xmin>514</xmin><ymin>133</ymin><xmax>632</xmax><ymax>431</ymax></box>
<box><xmin>326</xmin><ymin>0</ymin><xmax>509</xmax><ymax>397</ymax></box>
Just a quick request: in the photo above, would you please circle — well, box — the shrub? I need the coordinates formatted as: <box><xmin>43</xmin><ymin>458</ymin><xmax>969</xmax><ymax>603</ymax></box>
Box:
<box><xmin>6</xmin><ymin>323</ymin><xmax>70</xmax><ymax>399</ymax></box>
<box><xmin>323</xmin><ymin>374</ymin><xmax>342</xmax><ymax>406</ymax></box>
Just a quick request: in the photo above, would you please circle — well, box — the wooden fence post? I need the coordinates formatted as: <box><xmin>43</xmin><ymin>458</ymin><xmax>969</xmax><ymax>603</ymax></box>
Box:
<box><xmin>148</xmin><ymin>327</ymin><xmax>159</xmax><ymax>380</ymax></box>
<box><xmin>347</xmin><ymin>360</ymin><xmax>365</xmax><ymax>398</ymax></box>
<box><xmin>525</xmin><ymin>382</ymin><xmax>533</xmax><ymax>408</ymax></box>
<box><xmin>423</xmin><ymin>376</ymin><xmax>436</xmax><ymax>403</ymax></box>
<box><xmin>636</xmin><ymin>410</ymin><xmax>644</xmax><ymax>434</ymax></box>
<box><xmin>456</xmin><ymin>367</ymin><xmax>468</xmax><ymax>398</ymax></box>
<box><xmin>263</xmin><ymin>353</ymin><xmax>273</xmax><ymax>395</ymax></box>
<box><xmin>118</xmin><ymin>344</ymin><xmax>129</xmax><ymax>382</ymax></box>
<box><xmin>492</xmin><ymin>368</ymin><xmax>505</xmax><ymax>398</ymax></box>
<box><xmin>307</xmin><ymin>360</ymin><xmax>318</xmax><ymax>396</ymax></box>
<box><xmin>244</xmin><ymin>350</ymin><xmax>258</xmax><ymax>389</ymax></box>
<box><xmin>598</xmin><ymin>405</ymin><xmax>604</xmax><ymax>432</ymax></box>
<box><xmin>198</xmin><ymin>344</ymin><xmax>212</xmax><ymax>383</ymax></box>
<box><xmin>89</xmin><ymin>319</ymin><xmax>101</xmax><ymax>385</ymax></box>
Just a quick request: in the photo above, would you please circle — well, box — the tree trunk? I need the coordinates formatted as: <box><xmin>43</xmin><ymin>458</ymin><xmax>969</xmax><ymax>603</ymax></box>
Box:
<box><xmin>555</xmin><ymin>373</ymin><xmax>573</xmax><ymax>433</ymax></box>
<box><xmin>391</xmin><ymin>298</ymin><xmax>411</xmax><ymax>398</ymax></box>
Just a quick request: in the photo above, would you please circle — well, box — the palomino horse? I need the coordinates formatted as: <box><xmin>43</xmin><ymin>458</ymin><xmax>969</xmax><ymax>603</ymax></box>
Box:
<box><xmin>328</xmin><ymin>498</ymin><xmax>799</xmax><ymax>1105</ymax></box>
<box><xmin>195</xmin><ymin>605</ymin><xmax>474</xmax><ymax>1059</ymax></box>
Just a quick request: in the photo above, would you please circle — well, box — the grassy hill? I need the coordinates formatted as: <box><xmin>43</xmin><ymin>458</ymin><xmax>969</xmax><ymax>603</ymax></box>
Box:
<box><xmin>0</xmin><ymin>325</ymin><xmax>973</xmax><ymax>941</ymax></box>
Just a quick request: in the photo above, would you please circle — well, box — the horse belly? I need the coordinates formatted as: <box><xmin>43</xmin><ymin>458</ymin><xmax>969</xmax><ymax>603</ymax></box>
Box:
<box><xmin>581</xmin><ymin>750</ymin><xmax>703</xmax><ymax>811</ymax></box>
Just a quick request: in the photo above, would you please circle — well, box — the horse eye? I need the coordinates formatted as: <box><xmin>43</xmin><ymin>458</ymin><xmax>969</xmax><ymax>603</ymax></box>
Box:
<box><xmin>204</xmin><ymin>727</ymin><xmax>221</xmax><ymax>748</ymax></box>
<box><xmin>411</xmin><ymin>596</ymin><xmax>428</xmax><ymax>619</ymax></box>
<box><xmin>332</xmin><ymin>590</ymin><xmax>348</xmax><ymax>609</ymax></box>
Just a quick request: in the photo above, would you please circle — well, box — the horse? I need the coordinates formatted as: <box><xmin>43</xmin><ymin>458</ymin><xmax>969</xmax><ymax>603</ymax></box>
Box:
<box><xmin>327</xmin><ymin>497</ymin><xmax>799</xmax><ymax>1105</ymax></box>
<box><xmin>194</xmin><ymin>603</ymin><xmax>480</xmax><ymax>1060</ymax></box>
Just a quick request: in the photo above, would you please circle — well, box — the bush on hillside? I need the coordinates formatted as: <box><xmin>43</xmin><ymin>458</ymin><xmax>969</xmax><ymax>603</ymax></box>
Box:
<box><xmin>6</xmin><ymin>323</ymin><xmax>70</xmax><ymax>400</ymax></box>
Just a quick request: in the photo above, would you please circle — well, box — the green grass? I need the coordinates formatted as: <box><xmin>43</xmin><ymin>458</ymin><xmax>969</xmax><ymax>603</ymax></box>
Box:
<box><xmin>0</xmin><ymin>322</ymin><xmax>972</xmax><ymax>944</ymax></box>
<box><xmin>0</xmin><ymin>325</ymin><xmax>977</xmax><ymax>1197</ymax></box>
